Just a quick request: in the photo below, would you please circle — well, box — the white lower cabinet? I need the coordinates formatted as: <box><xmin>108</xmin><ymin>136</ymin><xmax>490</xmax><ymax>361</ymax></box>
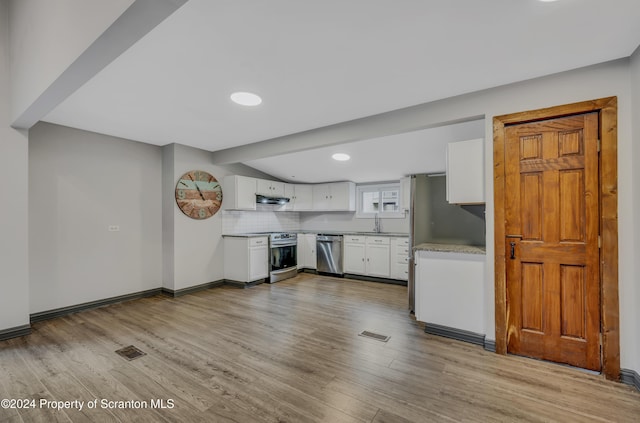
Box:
<box><xmin>224</xmin><ymin>236</ymin><xmax>269</xmax><ymax>283</ymax></box>
<box><xmin>343</xmin><ymin>235</ymin><xmax>391</xmax><ymax>278</ymax></box>
<box><xmin>297</xmin><ymin>233</ymin><xmax>317</xmax><ymax>270</ymax></box>
<box><xmin>343</xmin><ymin>236</ymin><xmax>366</xmax><ymax>274</ymax></box>
<box><xmin>415</xmin><ymin>250</ymin><xmax>485</xmax><ymax>334</ymax></box>
<box><xmin>390</xmin><ymin>237</ymin><xmax>409</xmax><ymax>281</ymax></box>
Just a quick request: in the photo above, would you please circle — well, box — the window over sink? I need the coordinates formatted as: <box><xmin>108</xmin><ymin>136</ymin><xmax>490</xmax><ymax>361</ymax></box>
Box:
<box><xmin>356</xmin><ymin>182</ymin><xmax>406</xmax><ymax>219</ymax></box>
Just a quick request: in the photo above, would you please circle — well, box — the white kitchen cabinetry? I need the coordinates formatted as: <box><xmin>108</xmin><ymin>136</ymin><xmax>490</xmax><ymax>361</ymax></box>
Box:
<box><xmin>312</xmin><ymin>182</ymin><xmax>356</xmax><ymax>211</ymax></box>
<box><xmin>390</xmin><ymin>237</ymin><xmax>409</xmax><ymax>281</ymax></box>
<box><xmin>366</xmin><ymin>237</ymin><xmax>391</xmax><ymax>278</ymax></box>
<box><xmin>224</xmin><ymin>236</ymin><xmax>269</xmax><ymax>283</ymax></box>
<box><xmin>446</xmin><ymin>138</ymin><xmax>484</xmax><ymax>204</ymax></box>
<box><xmin>343</xmin><ymin>235</ymin><xmax>366</xmax><ymax>274</ymax></box>
<box><xmin>223</xmin><ymin>175</ymin><xmax>257</xmax><ymax>210</ymax></box>
<box><xmin>297</xmin><ymin>233</ymin><xmax>317</xmax><ymax>270</ymax></box>
<box><xmin>284</xmin><ymin>184</ymin><xmax>313</xmax><ymax>211</ymax></box>
<box><xmin>343</xmin><ymin>235</ymin><xmax>391</xmax><ymax>278</ymax></box>
<box><xmin>415</xmin><ymin>250</ymin><xmax>484</xmax><ymax>334</ymax></box>
<box><xmin>256</xmin><ymin>179</ymin><xmax>285</xmax><ymax>197</ymax></box>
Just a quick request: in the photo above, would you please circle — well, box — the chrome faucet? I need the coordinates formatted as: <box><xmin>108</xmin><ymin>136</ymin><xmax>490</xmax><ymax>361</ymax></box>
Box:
<box><xmin>373</xmin><ymin>214</ymin><xmax>381</xmax><ymax>233</ymax></box>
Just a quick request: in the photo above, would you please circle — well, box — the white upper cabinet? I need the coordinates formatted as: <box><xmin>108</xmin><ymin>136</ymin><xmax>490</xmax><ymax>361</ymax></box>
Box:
<box><xmin>256</xmin><ymin>179</ymin><xmax>285</xmax><ymax>197</ymax></box>
<box><xmin>446</xmin><ymin>138</ymin><xmax>485</xmax><ymax>204</ymax></box>
<box><xmin>312</xmin><ymin>182</ymin><xmax>356</xmax><ymax>211</ymax></box>
<box><xmin>224</xmin><ymin>176</ymin><xmax>354</xmax><ymax>211</ymax></box>
<box><xmin>223</xmin><ymin>175</ymin><xmax>256</xmax><ymax>210</ymax></box>
<box><xmin>291</xmin><ymin>184</ymin><xmax>313</xmax><ymax>211</ymax></box>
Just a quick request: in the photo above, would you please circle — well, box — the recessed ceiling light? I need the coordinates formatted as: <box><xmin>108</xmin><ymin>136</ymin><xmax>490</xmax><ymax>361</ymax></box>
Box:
<box><xmin>332</xmin><ymin>153</ymin><xmax>351</xmax><ymax>161</ymax></box>
<box><xmin>230</xmin><ymin>92</ymin><xmax>262</xmax><ymax>106</ymax></box>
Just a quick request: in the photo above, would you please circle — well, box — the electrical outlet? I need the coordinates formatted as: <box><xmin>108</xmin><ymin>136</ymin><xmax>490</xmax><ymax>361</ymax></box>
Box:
<box><xmin>108</xmin><ymin>225</ymin><xmax>120</xmax><ymax>232</ymax></box>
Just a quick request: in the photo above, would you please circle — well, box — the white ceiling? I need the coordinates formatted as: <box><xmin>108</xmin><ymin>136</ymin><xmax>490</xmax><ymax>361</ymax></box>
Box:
<box><xmin>245</xmin><ymin>119</ymin><xmax>485</xmax><ymax>183</ymax></box>
<box><xmin>42</xmin><ymin>0</ymin><xmax>640</xmax><ymax>181</ymax></box>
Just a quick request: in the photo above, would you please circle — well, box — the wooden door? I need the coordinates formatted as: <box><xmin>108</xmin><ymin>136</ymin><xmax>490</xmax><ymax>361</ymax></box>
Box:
<box><xmin>504</xmin><ymin>113</ymin><xmax>600</xmax><ymax>371</ymax></box>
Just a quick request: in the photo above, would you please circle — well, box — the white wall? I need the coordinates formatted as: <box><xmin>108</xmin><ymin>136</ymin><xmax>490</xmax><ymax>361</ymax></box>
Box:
<box><xmin>630</xmin><ymin>46</ymin><xmax>640</xmax><ymax>374</ymax></box>
<box><xmin>29</xmin><ymin>122</ymin><xmax>163</xmax><ymax>313</ymax></box>
<box><xmin>0</xmin><ymin>1</ymin><xmax>29</xmax><ymax>331</ymax></box>
<box><xmin>164</xmin><ymin>145</ymin><xmax>274</xmax><ymax>291</ymax></box>
<box><xmin>8</xmin><ymin>0</ymin><xmax>134</xmax><ymax>121</ymax></box>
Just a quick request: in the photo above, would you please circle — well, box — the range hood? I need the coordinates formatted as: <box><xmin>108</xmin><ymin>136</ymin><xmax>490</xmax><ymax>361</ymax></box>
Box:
<box><xmin>256</xmin><ymin>194</ymin><xmax>290</xmax><ymax>205</ymax></box>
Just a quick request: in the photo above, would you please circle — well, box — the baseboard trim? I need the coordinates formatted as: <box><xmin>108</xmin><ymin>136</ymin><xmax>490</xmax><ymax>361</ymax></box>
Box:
<box><xmin>223</xmin><ymin>279</ymin><xmax>266</xmax><ymax>289</ymax></box>
<box><xmin>620</xmin><ymin>369</ymin><xmax>640</xmax><ymax>392</ymax></box>
<box><xmin>484</xmin><ymin>339</ymin><xmax>496</xmax><ymax>352</ymax></box>
<box><xmin>0</xmin><ymin>324</ymin><xmax>32</xmax><ymax>341</ymax></box>
<box><xmin>344</xmin><ymin>273</ymin><xmax>408</xmax><ymax>286</ymax></box>
<box><xmin>161</xmin><ymin>280</ymin><xmax>224</xmax><ymax>297</ymax></box>
<box><xmin>424</xmin><ymin>322</ymin><xmax>486</xmax><ymax>346</ymax></box>
<box><xmin>30</xmin><ymin>288</ymin><xmax>162</xmax><ymax>323</ymax></box>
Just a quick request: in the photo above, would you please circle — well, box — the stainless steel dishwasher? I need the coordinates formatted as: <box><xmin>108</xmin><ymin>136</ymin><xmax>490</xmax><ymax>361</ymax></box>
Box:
<box><xmin>316</xmin><ymin>235</ymin><xmax>343</xmax><ymax>276</ymax></box>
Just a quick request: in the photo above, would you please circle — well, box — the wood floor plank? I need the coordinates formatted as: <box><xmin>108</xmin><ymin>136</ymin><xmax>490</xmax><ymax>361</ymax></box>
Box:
<box><xmin>1</xmin><ymin>273</ymin><xmax>638</xmax><ymax>422</ymax></box>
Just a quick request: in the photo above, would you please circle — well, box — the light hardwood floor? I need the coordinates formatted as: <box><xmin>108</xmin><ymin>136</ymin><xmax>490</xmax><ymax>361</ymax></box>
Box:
<box><xmin>1</xmin><ymin>273</ymin><xmax>638</xmax><ymax>422</ymax></box>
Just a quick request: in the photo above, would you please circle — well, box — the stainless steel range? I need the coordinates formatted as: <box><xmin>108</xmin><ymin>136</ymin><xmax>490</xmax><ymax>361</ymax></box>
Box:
<box><xmin>269</xmin><ymin>232</ymin><xmax>298</xmax><ymax>283</ymax></box>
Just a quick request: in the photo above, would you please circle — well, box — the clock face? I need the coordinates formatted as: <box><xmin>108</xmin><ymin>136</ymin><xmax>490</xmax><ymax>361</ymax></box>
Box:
<box><xmin>175</xmin><ymin>170</ymin><xmax>223</xmax><ymax>220</ymax></box>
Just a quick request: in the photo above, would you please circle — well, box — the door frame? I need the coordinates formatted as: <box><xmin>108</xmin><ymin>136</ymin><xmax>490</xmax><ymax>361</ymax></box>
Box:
<box><xmin>493</xmin><ymin>97</ymin><xmax>619</xmax><ymax>380</ymax></box>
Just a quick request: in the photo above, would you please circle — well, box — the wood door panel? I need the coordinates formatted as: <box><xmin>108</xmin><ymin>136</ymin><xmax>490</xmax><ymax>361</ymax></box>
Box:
<box><xmin>558</xmin><ymin>129</ymin><xmax>583</xmax><ymax>157</ymax></box>
<box><xmin>521</xmin><ymin>262</ymin><xmax>543</xmax><ymax>332</ymax></box>
<box><xmin>520</xmin><ymin>135</ymin><xmax>542</xmax><ymax>160</ymax></box>
<box><xmin>559</xmin><ymin>170</ymin><xmax>585</xmax><ymax>242</ymax></box>
<box><xmin>560</xmin><ymin>264</ymin><xmax>586</xmax><ymax>339</ymax></box>
<box><xmin>505</xmin><ymin>112</ymin><xmax>600</xmax><ymax>371</ymax></box>
<box><xmin>521</xmin><ymin>173</ymin><xmax>543</xmax><ymax>240</ymax></box>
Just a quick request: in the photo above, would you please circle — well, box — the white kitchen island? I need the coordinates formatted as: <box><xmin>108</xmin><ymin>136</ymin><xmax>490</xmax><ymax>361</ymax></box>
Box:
<box><xmin>414</xmin><ymin>244</ymin><xmax>486</xmax><ymax>341</ymax></box>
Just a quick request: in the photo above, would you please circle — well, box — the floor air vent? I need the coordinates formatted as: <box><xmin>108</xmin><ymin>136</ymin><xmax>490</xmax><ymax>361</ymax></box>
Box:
<box><xmin>358</xmin><ymin>330</ymin><xmax>390</xmax><ymax>342</ymax></box>
<box><xmin>115</xmin><ymin>345</ymin><xmax>147</xmax><ymax>361</ymax></box>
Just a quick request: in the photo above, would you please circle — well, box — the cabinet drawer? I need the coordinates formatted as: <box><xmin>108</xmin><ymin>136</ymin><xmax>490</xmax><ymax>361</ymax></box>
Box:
<box><xmin>249</xmin><ymin>237</ymin><xmax>268</xmax><ymax>247</ymax></box>
<box><xmin>396</xmin><ymin>255</ymin><xmax>409</xmax><ymax>264</ymax></box>
<box><xmin>344</xmin><ymin>235</ymin><xmax>365</xmax><ymax>244</ymax></box>
<box><xmin>395</xmin><ymin>238</ymin><xmax>409</xmax><ymax>247</ymax></box>
<box><xmin>394</xmin><ymin>263</ymin><xmax>409</xmax><ymax>281</ymax></box>
<box><xmin>366</xmin><ymin>236</ymin><xmax>390</xmax><ymax>245</ymax></box>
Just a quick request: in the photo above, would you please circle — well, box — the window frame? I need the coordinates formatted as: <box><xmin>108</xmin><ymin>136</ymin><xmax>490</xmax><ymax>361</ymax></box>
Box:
<box><xmin>355</xmin><ymin>182</ymin><xmax>406</xmax><ymax>219</ymax></box>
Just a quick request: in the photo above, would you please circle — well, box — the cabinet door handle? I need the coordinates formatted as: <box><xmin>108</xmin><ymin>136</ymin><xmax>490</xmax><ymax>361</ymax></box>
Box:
<box><xmin>510</xmin><ymin>242</ymin><xmax>516</xmax><ymax>260</ymax></box>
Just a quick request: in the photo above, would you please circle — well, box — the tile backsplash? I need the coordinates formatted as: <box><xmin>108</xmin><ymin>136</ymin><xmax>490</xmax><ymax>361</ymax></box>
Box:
<box><xmin>222</xmin><ymin>206</ymin><xmax>300</xmax><ymax>234</ymax></box>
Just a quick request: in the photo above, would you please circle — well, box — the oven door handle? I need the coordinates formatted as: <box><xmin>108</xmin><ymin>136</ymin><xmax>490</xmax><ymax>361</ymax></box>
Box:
<box><xmin>270</xmin><ymin>243</ymin><xmax>297</xmax><ymax>248</ymax></box>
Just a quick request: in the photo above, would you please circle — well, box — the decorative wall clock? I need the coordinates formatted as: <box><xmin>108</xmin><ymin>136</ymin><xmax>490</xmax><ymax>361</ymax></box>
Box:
<box><xmin>175</xmin><ymin>170</ymin><xmax>223</xmax><ymax>219</ymax></box>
